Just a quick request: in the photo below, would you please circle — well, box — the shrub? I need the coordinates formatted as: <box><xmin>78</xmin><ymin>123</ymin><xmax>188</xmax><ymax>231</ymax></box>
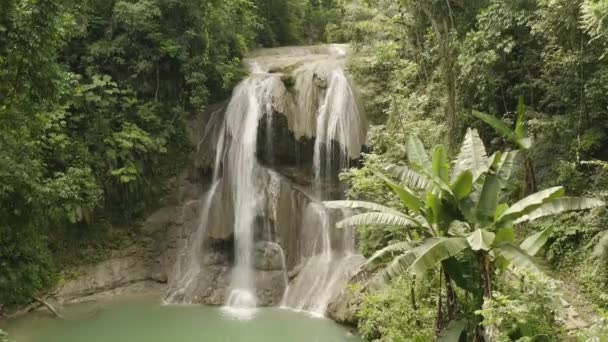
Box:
<box><xmin>357</xmin><ymin>276</ymin><xmax>436</xmax><ymax>342</ymax></box>
<box><xmin>477</xmin><ymin>273</ymin><xmax>563</xmax><ymax>341</ymax></box>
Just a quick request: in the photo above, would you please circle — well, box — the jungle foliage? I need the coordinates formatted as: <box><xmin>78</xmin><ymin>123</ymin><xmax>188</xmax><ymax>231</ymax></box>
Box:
<box><xmin>332</xmin><ymin>0</ymin><xmax>608</xmax><ymax>340</ymax></box>
<box><xmin>0</xmin><ymin>0</ymin><xmax>343</xmax><ymax>306</ymax></box>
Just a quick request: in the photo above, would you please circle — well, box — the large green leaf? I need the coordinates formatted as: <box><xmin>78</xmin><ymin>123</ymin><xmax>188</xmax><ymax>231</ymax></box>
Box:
<box><xmin>496</xmin><ymin>186</ymin><xmax>565</xmax><ymax>224</ymax></box>
<box><xmin>367</xmin><ymin>241</ymin><xmax>416</xmax><ymax>270</ymax></box>
<box><xmin>406</xmin><ymin>135</ymin><xmax>432</xmax><ymax>171</ymax></box>
<box><xmin>520</xmin><ymin>227</ymin><xmax>553</xmax><ymax>256</ymax></box>
<box><xmin>476</xmin><ymin>173</ymin><xmax>500</xmax><ymax>225</ymax></box>
<box><xmin>453</xmin><ymin>128</ymin><xmax>488</xmax><ymax>181</ymax></box>
<box><xmin>407</xmin><ymin>237</ymin><xmax>469</xmax><ymax>275</ymax></box>
<box><xmin>473</xmin><ymin>110</ymin><xmax>517</xmax><ymax>142</ymax></box>
<box><xmin>432</xmin><ymin>145</ymin><xmax>450</xmax><ymax>182</ymax></box>
<box><xmin>513</xmin><ymin>197</ymin><xmax>606</xmax><ymax>224</ymax></box>
<box><xmin>494</xmin><ymin>226</ymin><xmax>515</xmax><ymax>244</ymax></box>
<box><xmin>497</xmin><ymin>242</ymin><xmax>545</xmax><ymax>273</ymax></box>
<box><xmin>443</xmin><ymin>250</ymin><xmax>482</xmax><ymax>295</ymax></box>
<box><xmin>467</xmin><ymin>229</ymin><xmax>495</xmax><ymax>251</ymax></box>
<box><xmin>383</xmin><ymin>250</ymin><xmax>417</xmax><ymax>281</ymax></box>
<box><xmin>336</xmin><ymin>212</ymin><xmax>421</xmax><ymax>229</ymax></box>
<box><xmin>437</xmin><ymin>319</ymin><xmax>467</xmax><ymax>342</ymax></box>
<box><xmin>324</xmin><ymin>200</ymin><xmax>405</xmax><ymax>217</ymax></box>
<box><xmin>413</xmin><ymin>163</ymin><xmax>454</xmax><ymax>195</ymax></box>
<box><xmin>385</xmin><ymin>164</ymin><xmax>429</xmax><ymax>189</ymax></box>
<box><xmin>375</xmin><ymin>172</ymin><xmax>423</xmax><ymax>214</ymax></box>
<box><xmin>496</xmin><ymin>150</ymin><xmax>519</xmax><ymax>185</ymax></box>
<box><xmin>451</xmin><ymin>170</ymin><xmax>473</xmax><ymax>200</ymax></box>
<box><xmin>426</xmin><ymin>191</ymin><xmax>441</xmax><ymax>226</ymax></box>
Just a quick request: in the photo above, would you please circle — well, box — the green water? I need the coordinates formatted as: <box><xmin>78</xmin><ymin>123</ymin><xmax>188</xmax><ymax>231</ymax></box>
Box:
<box><xmin>3</xmin><ymin>296</ymin><xmax>364</xmax><ymax>342</ymax></box>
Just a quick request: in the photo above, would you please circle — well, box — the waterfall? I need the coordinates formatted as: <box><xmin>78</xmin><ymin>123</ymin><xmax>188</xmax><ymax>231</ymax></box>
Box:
<box><xmin>166</xmin><ymin>45</ymin><xmax>367</xmax><ymax>318</ymax></box>
<box><xmin>165</xmin><ymin>111</ymin><xmax>227</xmax><ymax>304</ymax></box>
<box><xmin>165</xmin><ymin>180</ymin><xmax>220</xmax><ymax>303</ymax></box>
<box><xmin>280</xmin><ymin>57</ymin><xmax>366</xmax><ymax>315</ymax></box>
<box><xmin>224</xmin><ymin>76</ymin><xmax>280</xmax><ymax>312</ymax></box>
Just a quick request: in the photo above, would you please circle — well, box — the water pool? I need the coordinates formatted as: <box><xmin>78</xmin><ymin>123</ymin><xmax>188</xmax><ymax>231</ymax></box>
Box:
<box><xmin>3</xmin><ymin>296</ymin><xmax>365</xmax><ymax>342</ymax></box>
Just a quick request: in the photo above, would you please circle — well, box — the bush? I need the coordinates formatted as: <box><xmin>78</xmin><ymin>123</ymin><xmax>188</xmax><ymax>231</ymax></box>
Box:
<box><xmin>0</xmin><ymin>330</ymin><xmax>14</xmax><ymax>342</ymax></box>
<box><xmin>0</xmin><ymin>225</ymin><xmax>57</xmax><ymax>305</ymax></box>
<box><xmin>576</xmin><ymin>312</ymin><xmax>608</xmax><ymax>341</ymax></box>
<box><xmin>357</xmin><ymin>276</ymin><xmax>436</xmax><ymax>342</ymax></box>
<box><xmin>477</xmin><ymin>273</ymin><xmax>563</xmax><ymax>341</ymax></box>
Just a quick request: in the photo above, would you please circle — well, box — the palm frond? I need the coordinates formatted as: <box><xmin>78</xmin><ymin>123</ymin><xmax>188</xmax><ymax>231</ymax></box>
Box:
<box><xmin>336</xmin><ymin>212</ymin><xmax>421</xmax><ymax>229</ymax></box>
<box><xmin>375</xmin><ymin>171</ymin><xmax>423</xmax><ymax>213</ymax></box>
<box><xmin>367</xmin><ymin>241</ymin><xmax>417</xmax><ymax>270</ymax></box>
<box><xmin>520</xmin><ymin>227</ymin><xmax>553</xmax><ymax>256</ymax></box>
<box><xmin>497</xmin><ymin>242</ymin><xmax>546</xmax><ymax>273</ymax></box>
<box><xmin>385</xmin><ymin>164</ymin><xmax>429</xmax><ymax>189</ymax></box>
<box><xmin>514</xmin><ymin>197</ymin><xmax>605</xmax><ymax>224</ymax></box>
<box><xmin>324</xmin><ymin>200</ymin><xmax>405</xmax><ymax>217</ymax></box>
<box><xmin>497</xmin><ymin>186</ymin><xmax>565</xmax><ymax>224</ymax></box>
<box><xmin>453</xmin><ymin>128</ymin><xmax>488</xmax><ymax>181</ymax></box>
<box><xmin>473</xmin><ymin>111</ymin><xmax>517</xmax><ymax>142</ymax></box>
<box><xmin>383</xmin><ymin>250</ymin><xmax>417</xmax><ymax>281</ymax></box>
<box><xmin>406</xmin><ymin>135</ymin><xmax>432</xmax><ymax>171</ymax></box>
<box><xmin>407</xmin><ymin>237</ymin><xmax>469</xmax><ymax>275</ymax></box>
<box><xmin>497</xmin><ymin>150</ymin><xmax>519</xmax><ymax>185</ymax></box>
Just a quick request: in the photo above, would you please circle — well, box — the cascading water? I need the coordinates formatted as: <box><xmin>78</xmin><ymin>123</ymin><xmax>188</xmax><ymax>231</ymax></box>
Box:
<box><xmin>165</xmin><ymin>121</ymin><xmax>225</xmax><ymax>303</ymax></box>
<box><xmin>313</xmin><ymin>68</ymin><xmax>365</xmax><ymax>192</ymax></box>
<box><xmin>166</xmin><ymin>45</ymin><xmax>367</xmax><ymax>318</ymax></box>
<box><xmin>280</xmin><ymin>54</ymin><xmax>366</xmax><ymax>315</ymax></box>
<box><xmin>224</xmin><ymin>75</ymin><xmax>281</xmax><ymax>312</ymax></box>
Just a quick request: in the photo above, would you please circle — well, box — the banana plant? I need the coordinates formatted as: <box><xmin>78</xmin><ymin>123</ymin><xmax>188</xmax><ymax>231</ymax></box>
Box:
<box><xmin>325</xmin><ymin>129</ymin><xmax>518</xmax><ymax>285</ymax></box>
<box><xmin>325</xmin><ymin>128</ymin><xmax>605</xmax><ymax>321</ymax></box>
<box><xmin>326</xmin><ymin>129</ymin><xmax>515</xmax><ymax>326</ymax></box>
<box><xmin>473</xmin><ymin>96</ymin><xmax>537</xmax><ymax>193</ymax></box>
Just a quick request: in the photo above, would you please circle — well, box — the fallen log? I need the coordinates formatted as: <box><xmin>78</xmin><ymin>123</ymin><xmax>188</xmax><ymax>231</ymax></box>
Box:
<box><xmin>34</xmin><ymin>297</ymin><xmax>64</xmax><ymax>319</ymax></box>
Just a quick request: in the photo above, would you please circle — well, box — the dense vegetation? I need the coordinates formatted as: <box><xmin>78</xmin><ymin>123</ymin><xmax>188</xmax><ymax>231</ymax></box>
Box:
<box><xmin>329</xmin><ymin>0</ymin><xmax>608</xmax><ymax>340</ymax></box>
<box><xmin>3</xmin><ymin>0</ymin><xmax>608</xmax><ymax>341</ymax></box>
<box><xmin>0</xmin><ymin>0</ymin><xmax>344</xmax><ymax>306</ymax></box>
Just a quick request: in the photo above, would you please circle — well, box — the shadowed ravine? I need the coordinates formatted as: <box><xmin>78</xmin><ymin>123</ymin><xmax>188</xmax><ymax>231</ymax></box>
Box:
<box><xmin>164</xmin><ymin>45</ymin><xmax>368</xmax><ymax>318</ymax></box>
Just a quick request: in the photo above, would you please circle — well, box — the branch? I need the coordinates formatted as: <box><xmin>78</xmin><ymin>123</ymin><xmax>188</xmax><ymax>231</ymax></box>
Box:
<box><xmin>35</xmin><ymin>297</ymin><xmax>64</xmax><ymax>319</ymax></box>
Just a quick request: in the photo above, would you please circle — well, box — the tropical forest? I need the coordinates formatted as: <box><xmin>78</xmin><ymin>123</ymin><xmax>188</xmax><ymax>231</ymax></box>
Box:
<box><xmin>1</xmin><ymin>0</ymin><xmax>608</xmax><ymax>341</ymax></box>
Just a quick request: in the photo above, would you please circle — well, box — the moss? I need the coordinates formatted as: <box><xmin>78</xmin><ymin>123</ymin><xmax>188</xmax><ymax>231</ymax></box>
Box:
<box><xmin>280</xmin><ymin>74</ymin><xmax>296</xmax><ymax>88</ymax></box>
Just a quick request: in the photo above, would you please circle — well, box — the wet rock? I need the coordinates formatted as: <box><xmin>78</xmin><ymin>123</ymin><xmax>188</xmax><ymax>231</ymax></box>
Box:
<box><xmin>255</xmin><ymin>241</ymin><xmax>285</xmax><ymax>271</ymax></box>
<box><xmin>196</xmin><ymin>265</ymin><xmax>231</xmax><ymax>305</ymax></box>
<box><xmin>326</xmin><ymin>284</ymin><xmax>362</xmax><ymax>325</ymax></box>
<box><xmin>255</xmin><ymin>270</ymin><xmax>287</xmax><ymax>306</ymax></box>
<box><xmin>327</xmin><ymin>263</ymin><xmax>385</xmax><ymax>325</ymax></box>
<box><xmin>256</xmin><ymin>111</ymin><xmax>315</xmax><ymax>170</ymax></box>
<box><xmin>141</xmin><ymin>206</ymin><xmax>177</xmax><ymax>234</ymax></box>
<box><xmin>191</xmin><ymin>265</ymin><xmax>286</xmax><ymax>307</ymax></box>
<box><xmin>56</xmin><ymin>255</ymin><xmax>162</xmax><ymax>302</ymax></box>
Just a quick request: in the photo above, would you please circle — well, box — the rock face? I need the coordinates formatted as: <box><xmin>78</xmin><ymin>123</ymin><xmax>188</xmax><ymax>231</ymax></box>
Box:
<box><xmin>255</xmin><ymin>241</ymin><xmax>286</xmax><ymax>271</ymax></box>
<box><xmin>327</xmin><ymin>270</ymin><xmax>385</xmax><ymax>325</ymax></box>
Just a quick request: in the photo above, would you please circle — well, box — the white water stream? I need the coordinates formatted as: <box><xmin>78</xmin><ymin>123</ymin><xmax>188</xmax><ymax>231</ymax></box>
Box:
<box><xmin>166</xmin><ymin>45</ymin><xmax>366</xmax><ymax>318</ymax></box>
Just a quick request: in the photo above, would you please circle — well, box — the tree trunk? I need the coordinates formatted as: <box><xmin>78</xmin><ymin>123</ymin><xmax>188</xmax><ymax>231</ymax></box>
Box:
<box><xmin>482</xmin><ymin>254</ymin><xmax>493</xmax><ymax>299</ymax></box>
<box><xmin>412</xmin><ymin>276</ymin><xmax>422</xmax><ymax>327</ymax></box>
<box><xmin>445</xmin><ymin>40</ymin><xmax>458</xmax><ymax>156</ymax></box>
<box><xmin>474</xmin><ymin>253</ymin><xmax>495</xmax><ymax>341</ymax></box>
<box><xmin>444</xmin><ymin>269</ymin><xmax>458</xmax><ymax>320</ymax></box>
<box><xmin>523</xmin><ymin>154</ymin><xmax>537</xmax><ymax>194</ymax></box>
<box><xmin>35</xmin><ymin>297</ymin><xmax>63</xmax><ymax>319</ymax></box>
<box><xmin>435</xmin><ymin>271</ymin><xmax>445</xmax><ymax>334</ymax></box>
